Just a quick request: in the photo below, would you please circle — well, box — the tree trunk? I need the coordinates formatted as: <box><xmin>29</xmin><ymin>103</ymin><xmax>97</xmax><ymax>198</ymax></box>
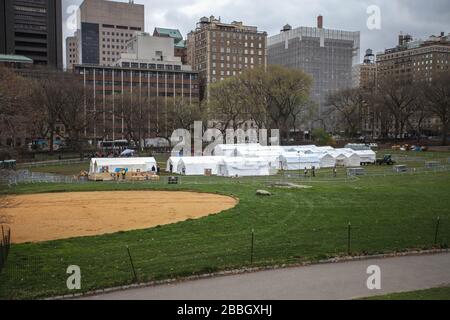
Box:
<box><xmin>49</xmin><ymin>130</ymin><xmax>54</xmax><ymax>154</ymax></box>
<box><xmin>442</xmin><ymin>122</ymin><xmax>448</xmax><ymax>146</ymax></box>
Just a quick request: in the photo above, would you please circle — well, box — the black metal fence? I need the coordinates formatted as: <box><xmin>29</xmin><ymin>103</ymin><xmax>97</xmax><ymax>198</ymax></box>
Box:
<box><xmin>0</xmin><ymin>225</ymin><xmax>11</xmax><ymax>274</ymax></box>
<box><xmin>0</xmin><ymin>217</ymin><xmax>448</xmax><ymax>299</ymax></box>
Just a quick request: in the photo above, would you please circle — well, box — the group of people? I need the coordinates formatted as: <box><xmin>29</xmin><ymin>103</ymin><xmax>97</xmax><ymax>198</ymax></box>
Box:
<box><xmin>303</xmin><ymin>166</ymin><xmax>338</xmax><ymax>178</ymax></box>
<box><xmin>151</xmin><ymin>165</ymin><xmax>161</xmax><ymax>175</ymax></box>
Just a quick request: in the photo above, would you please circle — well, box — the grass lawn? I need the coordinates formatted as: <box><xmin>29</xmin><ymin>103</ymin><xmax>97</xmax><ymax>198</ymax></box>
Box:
<box><xmin>363</xmin><ymin>286</ymin><xmax>450</xmax><ymax>300</ymax></box>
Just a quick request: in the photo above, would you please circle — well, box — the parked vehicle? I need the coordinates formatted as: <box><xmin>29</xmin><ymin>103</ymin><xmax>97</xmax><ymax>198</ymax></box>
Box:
<box><xmin>376</xmin><ymin>154</ymin><xmax>396</xmax><ymax>165</ymax></box>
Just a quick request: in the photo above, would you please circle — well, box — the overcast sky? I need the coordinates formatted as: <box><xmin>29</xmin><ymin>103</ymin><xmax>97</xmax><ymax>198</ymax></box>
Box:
<box><xmin>62</xmin><ymin>0</ymin><xmax>450</xmax><ymax>65</ymax></box>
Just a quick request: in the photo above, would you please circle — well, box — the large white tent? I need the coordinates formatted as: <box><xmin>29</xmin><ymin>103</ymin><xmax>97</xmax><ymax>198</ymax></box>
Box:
<box><xmin>353</xmin><ymin>150</ymin><xmax>376</xmax><ymax>164</ymax></box>
<box><xmin>217</xmin><ymin>157</ymin><xmax>275</xmax><ymax>177</ymax></box>
<box><xmin>328</xmin><ymin>149</ymin><xmax>361</xmax><ymax>167</ymax></box>
<box><xmin>318</xmin><ymin>153</ymin><xmax>336</xmax><ymax>168</ymax></box>
<box><xmin>165</xmin><ymin>157</ymin><xmax>182</xmax><ymax>173</ymax></box>
<box><xmin>177</xmin><ymin>156</ymin><xmax>224</xmax><ymax>176</ymax></box>
<box><xmin>89</xmin><ymin>157</ymin><xmax>157</xmax><ymax>174</ymax></box>
<box><xmin>278</xmin><ymin>152</ymin><xmax>320</xmax><ymax>170</ymax></box>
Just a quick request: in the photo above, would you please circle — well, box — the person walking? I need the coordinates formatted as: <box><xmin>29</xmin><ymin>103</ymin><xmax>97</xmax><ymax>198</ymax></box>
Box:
<box><xmin>333</xmin><ymin>166</ymin><xmax>337</xmax><ymax>178</ymax></box>
<box><xmin>312</xmin><ymin>166</ymin><xmax>316</xmax><ymax>177</ymax></box>
<box><xmin>157</xmin><ymin>165</ymin><xmax>161</xmax><ymax>175</ymax></box>
<box><xmin>304</xmin><ymin>167</ymin><xmax>308</xmax><ymax>178</ymax></box>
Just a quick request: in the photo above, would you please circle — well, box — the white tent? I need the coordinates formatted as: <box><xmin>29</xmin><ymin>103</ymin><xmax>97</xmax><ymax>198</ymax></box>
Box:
<box><xmin>318</xmin><ymin>153</ymin><xmax>336</xmax><ymax>168</ymax></box>
<box><xmin>328</xmin><ymin>149</ymin><xmax>361</xmax><ymax>167</ymax></box>
<box><xmin>165</xmin><ymin>157</ymin><xmax>182</xmax><ymax>173</ymax></box>
<box><xmin>278</xmin><ymin>152</ymin><xmax>320</xmax><ymax>171</ymax></box>
<box><xmin>346</xmin><ymin>153</ymin><xmax>362</xmax><ymax>167</ymax></box>
<box><xmin>354</xmin><ymin>150</ymin><xmax>376</xmax><ymax>164</ymax></box>
<box><xmin>89</xmin><ymin>157</ymin><xmax>157</xmax><ymax>174</ymax></box>
<box><xmin>217</xmin><ymin>157</ymin><xmax>276</xmax><ymax>177</ymax></box>
<box><xmin>177</xmin><ymin>156</ymin><xmax>224</xmax><ymax>176</ymax></box>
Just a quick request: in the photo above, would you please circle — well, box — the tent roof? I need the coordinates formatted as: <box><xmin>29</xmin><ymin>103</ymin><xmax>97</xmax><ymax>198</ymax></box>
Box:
<box><xmin>91</xmin><ymin>157</ymin><xmax>156</xmax><ymax>166</ymax></box>
<box><xmin>178</xmin><ymin>156</ymin><xmax>224</xmax><ymax>165</ymax></box>
<box><xmin>280</xmin><ymin>152</ymin><xmax>320</xmax><ymax>162</ymax></box>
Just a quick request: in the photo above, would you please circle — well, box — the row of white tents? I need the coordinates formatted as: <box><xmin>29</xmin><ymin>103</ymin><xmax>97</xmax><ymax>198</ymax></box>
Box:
<box><xmin>166</xmin><ymin>144</ymin><xmax>376</xmax><ymax>177</ymax></box>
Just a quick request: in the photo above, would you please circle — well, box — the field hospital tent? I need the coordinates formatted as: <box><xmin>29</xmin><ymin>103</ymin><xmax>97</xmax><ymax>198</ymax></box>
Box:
<box><xmin>89</xmin><ymin>157</ymin><xmax>157</xmax><ymax>174</ymax></box>
<box><xmin>328</xmin><ymin>150</ymin><xmax>361</xmax><ymax>167</ymax></box>
<box><xmin>177</xmin><ymin>156</ymin><xmax>224</xmax><ymax>175</ymax></box>
<box><xmin>165</xmin><ymin>157</ymin><xmax>182</xmax><ymax>173</ymax></box>
<box><xmin>318</xmin><ymin>153</ymin><xmax>336</xmax><ymax>168</ymax></box>
<box><xmin>217</xmin><ymin>157</ymin><xmax>276</xmax><ymax>177</ymax></box>
<box><xmin>353</xmin><ymin>150</ymin><xmax>376</xmax><ymax>164</ymax></box>
<box><xmin>278</xmin><ymin>152</ymin><xmax>320</xmax><ymax>170</ymax></box>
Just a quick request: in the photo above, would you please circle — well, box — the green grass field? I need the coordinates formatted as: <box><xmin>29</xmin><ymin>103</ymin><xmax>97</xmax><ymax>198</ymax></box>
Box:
<box><xmin>0</xmin><ymin>150</ymin><xmax>449</xmax><ymax>299</ymax></box>
<box><xmin>363</xmin><ymin>286</ymin><xmax>450</xmax><ymax>300</ymax></box>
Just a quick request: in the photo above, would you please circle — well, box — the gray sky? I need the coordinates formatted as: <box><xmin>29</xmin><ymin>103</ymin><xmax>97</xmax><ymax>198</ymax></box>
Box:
<box><xmin>62</xmin><ymin>0</ymin><xmax>450</xmax><ymax>65</ymax></box>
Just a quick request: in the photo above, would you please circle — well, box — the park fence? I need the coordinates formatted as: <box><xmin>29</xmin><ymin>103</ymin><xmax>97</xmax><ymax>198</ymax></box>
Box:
<box><xmin>0</xmin><ymin>225</ymin><xmax>11</xmax><ymax>274</ymax></box>
<box><xmin>1</xmin><ymin>170</ymin><xmax>82</xmax><ymax>187</ymax></box>
<box><xmin>0</xmin><ymin>216</ymin><xmax>448</xmax><ymax>299</ymax></box>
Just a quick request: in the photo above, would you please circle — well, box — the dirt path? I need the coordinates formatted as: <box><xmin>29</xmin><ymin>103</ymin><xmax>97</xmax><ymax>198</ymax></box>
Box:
<box><xmin>1</xmin><ymin>191</ymin><xmax>237</xmax><ymax>243</ymax></box>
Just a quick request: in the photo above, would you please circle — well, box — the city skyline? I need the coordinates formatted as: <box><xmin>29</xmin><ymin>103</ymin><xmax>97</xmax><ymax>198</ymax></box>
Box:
<box><xmin>62</xmin><ymin>0</ymin><xmax>450</xmax><ymax>66</ymax></box>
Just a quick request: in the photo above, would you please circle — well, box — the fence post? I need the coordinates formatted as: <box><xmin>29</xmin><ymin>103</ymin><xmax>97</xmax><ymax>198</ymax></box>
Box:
<box><xmin>434</xmin><ymin>217</ymin><xmax>440</xmax><ymax>246</ymax></box>
<box><xmin>250</xmin><ymin>229</ymin><xmax>254</xmax><ymax>264</ymax></box>
<box><xmin>347</xmin><ymin>222</ymin><xmax>351</xmax><ymax>255</ymax></box>
<box><xmin>126</xmin><ymin>245</ymin><xmax>138</xmax><ymax>283</ymax></box>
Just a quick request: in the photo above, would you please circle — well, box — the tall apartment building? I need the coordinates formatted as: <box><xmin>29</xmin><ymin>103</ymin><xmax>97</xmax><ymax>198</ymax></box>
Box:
<box><xmin>66</xmin><ymin>31</ymin><xmax>79</xmax><ymax>70</ymax></box>
<box><xmin>153</xmin><ymin>27</ymin><xmax>187</xmax><ymax>64</ymax></box>
<box><xmin>376</xmin><ymin>32</ymin><xmax>450</xmax><ymax>84</ymax></box>
<box><xmin>268</xmin><ymin>16</ymin><xmax>360</xmax><ymax>127</ymax></box>
<box><xmin>0</xmin><ymin>0</ymin><xmax>63</xmax><ymax>69</ymax></box>
<box><xmin>187</xmin><ymin>16</ymin><xmax>267</xmax><ymax>98</ymax></box>
<box><xmin>77</xmin><ymin>0</ymin><xmax>144</xmax><ymax>66</ymax></box>
<box><xmin>73</xmin><ymin>33</ymin><xmax>199</xmax><ymax>141</ymax></box>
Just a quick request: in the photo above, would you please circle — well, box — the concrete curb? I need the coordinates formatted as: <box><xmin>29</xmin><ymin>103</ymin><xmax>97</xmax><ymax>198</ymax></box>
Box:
<box><xmin>49</xmin><ymin>248</ymin><xmax>449</xmax><ymax>300</ymax></box>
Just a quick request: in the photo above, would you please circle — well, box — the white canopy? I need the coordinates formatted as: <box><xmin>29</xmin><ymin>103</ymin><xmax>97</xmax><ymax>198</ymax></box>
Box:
<box><xmin>278</xmin><ymin>152</ymin><xmax>321</xmax><ymax>170</ymax></box>
<box><xmin>217</xmin><ymin>157</ymin><xmax>276</xmax><ymax>177</ymax></box>
<box><xmin>165</xmin><ymin>157</ymin><xmax>182</xmax><ymax>173</ymax></box>
<box><xmin>177</xmin><ymin>156</ymin><xmax>224</xmax><ymax>175</ymax></box>
<box><xmin>318</xmin><ymin>153</ymin><xmax>336</xmax><ymax>168</ymax></box>
<box><xmin>89</xmin><ymin>157</ymin><xmax>157</xmax><ymax>174</ymax></box>
<box><xmin>353</xmin><ymin>150</ymin><xmax>376</xmax><ymax>163</ymax></box>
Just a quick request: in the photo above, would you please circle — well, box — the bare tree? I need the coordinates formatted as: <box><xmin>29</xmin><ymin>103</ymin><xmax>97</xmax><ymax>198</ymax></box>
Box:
<box><xmin>326</xmin><ymin>88</ymin><xmax>366</xmax><ymax>138</ymax></box>
<box><xmin>208</xmin><ymin>77</ymin><xmax>248</xmax><ymax>132</ymax></box>
<box><xmin>424</xmin><ymin>74</ymin><xmax>450</xmax><ymax>145</ymax></box>
<box><xmin>0</xmin><ymin>67</ymin><xmax>34</xmax><ymax>148</ymax></box>
<box><xmin>378</xmin><ymin>80</ymin><xmax>417</xmax><ymax>139</ymax></box>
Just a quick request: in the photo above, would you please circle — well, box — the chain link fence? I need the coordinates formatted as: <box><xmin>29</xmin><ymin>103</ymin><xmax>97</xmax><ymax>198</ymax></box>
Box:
<box><xmin>0</xmin><ymin>216</ymin><xmax>448</xmax><ymax>299</ymax></box>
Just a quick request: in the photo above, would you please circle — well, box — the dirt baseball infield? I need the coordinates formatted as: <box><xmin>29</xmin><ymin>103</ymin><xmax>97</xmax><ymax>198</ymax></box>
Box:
<box><xmin>0</xmin><ymin>191</ymin><xmax>238</xmax><ymax>244</ymax></box>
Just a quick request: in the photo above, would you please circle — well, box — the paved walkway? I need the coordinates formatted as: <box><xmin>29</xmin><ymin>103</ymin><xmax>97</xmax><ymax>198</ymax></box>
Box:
<box><xmin>81</xmin><ymin>252</ymin><xmax>450</xmax><ymax>300</ymax></box>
